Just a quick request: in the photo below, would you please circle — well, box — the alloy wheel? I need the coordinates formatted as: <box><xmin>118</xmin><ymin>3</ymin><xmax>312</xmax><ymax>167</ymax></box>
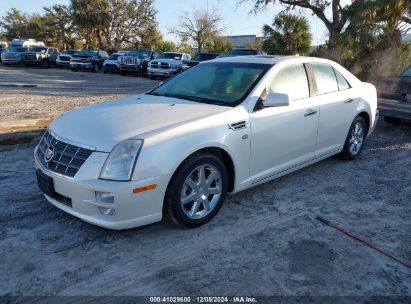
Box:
<box><xmin>180</xmin><ymin>164</ymin><xmax>222</xmax><ymax>220</ymax></box>
<box><xmin>349</xmin><ymin>121</ymin><xmax>365</xmax><ymax>155</ymax></box>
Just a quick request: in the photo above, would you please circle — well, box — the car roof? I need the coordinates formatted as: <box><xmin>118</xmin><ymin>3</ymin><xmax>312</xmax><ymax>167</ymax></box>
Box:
<box><xmin>212</xmin><ymin>55</ymin><xmax>334</xmax><ymax>65</ymax></box>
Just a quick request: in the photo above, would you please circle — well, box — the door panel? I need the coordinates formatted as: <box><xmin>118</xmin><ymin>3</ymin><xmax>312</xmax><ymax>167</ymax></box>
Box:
<box><xmin>309</xmin><ymin>63</ymin><xmax>358</xmax><ymax>157</ymax></box>
<box><xmin>250</xmin><ymin>100</ymin><xmax>319</xmax><ymax>179</ymax></box>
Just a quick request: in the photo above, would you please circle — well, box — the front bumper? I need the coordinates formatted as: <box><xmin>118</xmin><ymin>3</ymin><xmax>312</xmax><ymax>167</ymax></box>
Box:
<box><xmin>34</xmin><ymin>146</ymin><xmax>167</xmax><ymax>230</ymax></box>
<box><xmin>103</xmin><ymin>64</ymin><xmax>119</xmax><ymax>72</ymax></box>
<box><xmin>147</xmin><ymin>67</ymin><xmax>179</xmax><ymax>77</ymax></box>
<box><xmin>56</xmin><ymin>59</ymin><xmax>70</xmax><ymax>67</ymax></box>
<box><xmin>2</xmin><ymin>58</ymin><xmax>22</xmax><ymax>65</ymax></box>
<box><xmin>70</xmin><ymin>62</ymin><xmax>94</xmax><ymax>69</ymax></box>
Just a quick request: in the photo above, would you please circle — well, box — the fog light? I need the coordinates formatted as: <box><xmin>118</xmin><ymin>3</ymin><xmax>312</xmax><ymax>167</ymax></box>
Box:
<box><xmin>99</xmin><ymin>207</ymin><xmax>116</xmax><ymax>215</ymax></box>
<box><xmin>96</xmin><ymin>191</ymin><xmax>114</xmax><ymax>204</ymax></box>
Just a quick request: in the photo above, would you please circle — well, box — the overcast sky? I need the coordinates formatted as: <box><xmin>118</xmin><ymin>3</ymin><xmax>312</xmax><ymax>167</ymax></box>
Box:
<box><xmin>0</xmin><ymin>0</ymin><xmax>329</xmax><ymax>45</ymax></box>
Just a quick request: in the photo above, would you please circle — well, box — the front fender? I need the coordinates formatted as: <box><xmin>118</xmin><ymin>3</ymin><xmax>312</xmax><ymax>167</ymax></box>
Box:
<box><xmin>132</xmin><ymin>107</ymin><xmax>251</xmax><ymax>192</ymax></box>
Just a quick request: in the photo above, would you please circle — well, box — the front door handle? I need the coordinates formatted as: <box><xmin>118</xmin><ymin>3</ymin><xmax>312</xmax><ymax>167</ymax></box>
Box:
<box><xmin>304</xmin><ymin>109</ymin><xmax>318</xmax><ymax>117</ymax></box>
<box><xmin>344</xmin><ymin>98</ymin><xmax>354</xmax><ymax>103</ymax></box>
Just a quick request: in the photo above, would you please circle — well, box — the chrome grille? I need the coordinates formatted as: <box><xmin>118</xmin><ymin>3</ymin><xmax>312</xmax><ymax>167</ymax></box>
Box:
<box><xmin>36</xmin><ymin>130</ymin><xmax>93</xmax><ymax>178</ymax></box>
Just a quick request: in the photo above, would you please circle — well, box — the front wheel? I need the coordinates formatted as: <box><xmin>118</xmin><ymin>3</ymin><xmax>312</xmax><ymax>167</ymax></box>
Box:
<box><xmin>340</xmin><ymin>116</ymin><xmax>367</xmax><ymax>160</ymax></box>
<box><xmin>93</xmin><ymin>63</ymin><xmax>100</xmax><ymax>73</ymax></box>
<box><xmin>164</xmin><ymin>153</ymin><xmax>228</xmax><ymax>228</ymax></box>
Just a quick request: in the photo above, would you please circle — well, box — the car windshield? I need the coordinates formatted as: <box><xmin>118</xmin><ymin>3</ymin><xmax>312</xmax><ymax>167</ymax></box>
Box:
<box><xmin>78</xmin><ymin>50</ymin><xmax>97</xmax><ymax>56</ymax></box>
<box><xmin>108</xmin><ymin>54</ymin><xmax>120</xmax><ymax>60</ymax></box>
<box><xmin>148</xmin><ymin>62</ymin><xmax>271</xmax><ymax>106</ymax></box>
<box><xmin>62</xmin><ymin>50</ymin><xmax>77</xmax><ymax>55</ymax></box>
<box><xmin>9</xmin><ymin>47</ymin><xmax>27</xmax><ymax>52</ymax></box>
<box><xmin>193</xmin><ymin>53</ymin><xmax>218</xmax><ymax>61</ymax></box>
<box><xmin>225</xmin><ymin>49</ymin><xmax>258</xmax><ymax>56</ymax></box>
<box><xmin>128</xmin><ymin>50</ymin><xmax>151</xmax><ymax>57</ymax></box>
<box><xmin>28</xmin><ymin>47</ymin><xmax>46</xmax><ymax>52</ymax></box>
<box><xmin>158</xmin><ymin>53</ymin><xmax>182</xmax><ymax>60</ymax></box>
<box><xmin>401</xmin><ymin>67</ymin><xmax>411</xmax><ymax>77</ymax></box>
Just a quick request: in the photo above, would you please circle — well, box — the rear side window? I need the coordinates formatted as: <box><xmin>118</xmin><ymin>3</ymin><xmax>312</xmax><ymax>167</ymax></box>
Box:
<box><xmin>334</xmin><ymin>68</ymin><xmax>350</xmax><ymax>90</ymax></box>
<box><xmin>268</xmin><ymin>64</ymin><xmax>309</xmax><ymax>101</ymax></box>
<box><xmin>311</xmin><ymin>63</ymin><xmax>338</xmax><ymax>95</ymax></box>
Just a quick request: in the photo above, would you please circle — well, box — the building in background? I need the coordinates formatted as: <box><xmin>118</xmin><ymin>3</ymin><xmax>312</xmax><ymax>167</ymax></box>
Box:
<box><xmin>225</xmin><ymin>35</ymin><xmax>257</xmax><ymax>48</ymax></box>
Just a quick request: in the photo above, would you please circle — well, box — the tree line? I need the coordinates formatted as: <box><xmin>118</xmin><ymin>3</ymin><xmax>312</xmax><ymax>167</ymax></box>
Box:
<box><xmin>0</xmin><ymin>0</ymin><xmax>234</xmax><ymax>54</ymax></box>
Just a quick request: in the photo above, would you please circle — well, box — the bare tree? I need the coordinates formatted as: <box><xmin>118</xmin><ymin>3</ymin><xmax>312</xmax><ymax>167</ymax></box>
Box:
<box><xmin>171</xmin><ymin>8</ymin><xmax>223</xmax><ymax>53</ymax></box>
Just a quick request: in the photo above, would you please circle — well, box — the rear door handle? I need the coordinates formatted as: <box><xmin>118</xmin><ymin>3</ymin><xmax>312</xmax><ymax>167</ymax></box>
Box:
<box><xmin>344</xmin><ymin>98</ymin><xmax>354</xmax><ymax>103</ymax></box>
<box><xmin>304</xmin><ymin>109</ymin><xmax>318</xmax><ymax>117</ymax></box>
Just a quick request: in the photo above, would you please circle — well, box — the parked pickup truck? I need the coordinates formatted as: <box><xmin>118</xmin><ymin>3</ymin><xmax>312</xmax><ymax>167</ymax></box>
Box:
<box><xmin>21</xmin><ymin>46</ymin><xmax>59</xmax><ymax>68</ymax></box>
<box><xmin>103</xmin><ymin>52</ymin><xmax>128</xmax><ymax>73</ymax></box>
<box><xmin>147</xmin><ymin>52</ymin><xmax>191</xmax><ymax>78</ymax></box>
<box><xmin>182</xmin><ymin>53</ymin><xmax>219</xmax><ymax>71</ymax></box>
<box><xmin>119</xmin><ymin>50</ymin><xmax>158</xmax><ymax>76</ymax></box>
<box><xmin>1</xmin><ymin>46</ymin><xmax>27</xmax><ymax>65</ymax></box>
<box><xmin>376</xmin><ymin>66</ymin><xmax>411</xmax><ymax>124</ymax></box>
<box><xmin>56</xmin><ymin>50</ymin><xmax>79</xmax><ymax>68</ymax></box>
<box><xmin>70</xmin><ymin>49</ymin><xmax>109</xmax><ymax>72</ymax></box>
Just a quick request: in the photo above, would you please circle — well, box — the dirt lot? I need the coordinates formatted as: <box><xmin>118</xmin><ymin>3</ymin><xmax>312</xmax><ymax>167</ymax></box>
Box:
<box><xmin>0</xmin><ymin>65</ymin><xmax>410</xmax><ymax>300</ymax></box>
<box><xmin>0</xmin><ymin>118</ymin><xmax>410</xmax><ymax>298</ymax></box>
<box><xmin>0</xmin><ymin>65</ymin><xmax>160</xmax><ymax>122</ymax></box>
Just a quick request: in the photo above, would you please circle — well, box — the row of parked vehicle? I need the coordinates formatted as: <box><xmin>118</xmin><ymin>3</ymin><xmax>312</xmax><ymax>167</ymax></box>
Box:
<box><xmin>1</xmin><ymin>39</ymin><xmax>267</xmax><ymax>78</ymax></box>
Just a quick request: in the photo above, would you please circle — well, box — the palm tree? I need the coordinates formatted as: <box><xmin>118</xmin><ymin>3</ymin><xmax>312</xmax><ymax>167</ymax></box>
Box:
<box><xmin>262</xmin><ymin>13</ymin><xmax>312</xmax><ymax>55</ymax></box>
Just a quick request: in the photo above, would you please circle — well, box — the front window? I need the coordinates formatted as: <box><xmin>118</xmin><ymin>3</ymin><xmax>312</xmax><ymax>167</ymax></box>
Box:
<box><xmin>78</xmin><ymin>50</ymin><xmax>98</xmax><ymax>56</ymax></box>
<box><xmin>225</xmin><ymin>49</ymin><xmax>258</xmax><ymax>56</ymax></box>
<box><xmin>401</xmin><ymin>67</ymin><xmax>411</xmax><ymax>77</ymax></box>
<box><xmin>158</xmin><ymin>53</ymin><xmax>183</xmax><ymax>60</ymax></box>
<box><xmin>268</xmin><ymin>64</ymin><xmax>309</xmax><ymax>101</ymax></box>
<box><xmin>28</xmin><ymin>47</ymin><xmax>46</xmax><ymax>52</ymax></box>
<box><xmin>193</xmin><ymin>53</ymin><xmax>218</xmax><ymax>61</ymax></box>
<box><xmin>62</xmin><ymin>50</ymin><xmax>77</xmax><ymax>55</ymax></box>
<box><xmin>148</xmin><ymin>62</ymin><xmax>271</xmax><ymax>106</ymax></box>
<box><xmin>129</xmin><ymin>50</ymin><xmax>151</xmax><ymax>58</ymax></box>
<box><xmin>10</xmin><ymin>47</ymin><xmax>27</xmax><ymax>52</ymax></box>
<box><xmin>108</xmin><ymin>54</ymin><xmax>120</xmax><ymax>60</ymax></box>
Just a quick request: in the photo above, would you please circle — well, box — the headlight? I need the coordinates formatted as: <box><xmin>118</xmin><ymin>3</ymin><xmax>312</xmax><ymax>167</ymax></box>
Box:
<box><xmin>99</xmin><ymin>139</ymin><xmax>143</xmax><ymax>181</ymax></box>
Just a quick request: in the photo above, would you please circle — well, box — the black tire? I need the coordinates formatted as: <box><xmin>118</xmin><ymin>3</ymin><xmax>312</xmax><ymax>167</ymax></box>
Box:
<box><xmin>384</xmin><ymin>116</ymin><xmax>401</xmax><ymax>125</ymax></box>
<box><xmin>164</xmin><ymin>153</ymin><xmax>228</xmax><ymax>228</ymax></box>
<box><xmin>93</xmin><ymin>64</ymin><xmax>100</xmax><ymax>73</ymax></box>
<box><xmin>71</xmin><ymin>68</ymin><xmax>78</xmax><ymax>72</ymax></box>
<box><xmin>340</xmin><ymin>116</ymin><xmax>367</xmax><ymax>160</ymax></box>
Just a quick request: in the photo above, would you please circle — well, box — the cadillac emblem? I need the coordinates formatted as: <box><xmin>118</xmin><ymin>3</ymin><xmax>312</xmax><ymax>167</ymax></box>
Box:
<box><xmin>44</xmin><ymin>145</ymin><xmax>55</xmax><ymax>163</ymax></box>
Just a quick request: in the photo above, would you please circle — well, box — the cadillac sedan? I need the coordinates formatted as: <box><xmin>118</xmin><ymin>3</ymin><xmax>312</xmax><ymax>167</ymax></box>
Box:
<box><xmin>34</xmin><ymin>56</ymin><xmax>378</xmax><ymax>229</ymax></box>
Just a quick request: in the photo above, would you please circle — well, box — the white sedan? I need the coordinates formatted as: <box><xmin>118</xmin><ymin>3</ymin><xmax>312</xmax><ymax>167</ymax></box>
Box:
<box><xmin>34</xmin><ymin>56</ymin><xmax>378</xmax><ymax>229</ymax></box>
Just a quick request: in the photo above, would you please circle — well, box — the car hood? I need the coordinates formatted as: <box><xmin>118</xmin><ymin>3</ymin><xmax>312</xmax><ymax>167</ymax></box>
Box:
<box><xmin>49</xmin><ymin>94</ymin><xmax>230</xmax><ymax>152</ymax></box>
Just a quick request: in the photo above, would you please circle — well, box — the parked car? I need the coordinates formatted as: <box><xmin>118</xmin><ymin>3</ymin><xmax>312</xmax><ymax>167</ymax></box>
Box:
<box><xmin>119</xmin><ymin>50</ymin><xmax>159</xmax><ymax>76</ymax></box>
<box><xmin>1</xmin><ymin>46</ymin><xmax>28</xmax><ymax>65</ymax></box>
<box><xmin>0</xmin><ymin>41</ymin><xmax>8</xmax><ymax>63</ymax></box>
<box><xmin>70</xmin><ymin>49</ymin><xmax>109</xmax><ymax>72</ymax></box>
<box><xmin>147</xmin><ymin>52</ymin><xmax>191</xmax><ymax>78</ymax></box>
<box><xmin>56</xmin><ymin>50</ymin><xmax>79</xmax><ymax>68</ymax></box>
<box><xmin>21</xmin><ymin>46</ymin><xmax>59</xmax><ymax>68</ymax></box>
<box><xmin>376</xmin><ymin>65</ymin><xmax>411</xmax><ymax>124</ymax></box>
<box><xmin>218</xmin><ymin>48</ymin><xmax>267</xmax><ymax>58</ymax></box>
<box><xmin>8</xmin><ymin>38</ymin><xmax>45</xmax><ymax>49</ymax></box>
<box><xmin>182</xmin><ymin>53</ymin><xmax>219</xmax><ymax>70</ymax></box>
<box><xmin>34</xmin><ymin>56</ymin><xmax>378</xmax><ymax>230</ymax></box>
<box><xmin>102</xmin><ymin>52</ymin><xmax>128</xmax><ymax>74</ymax></box>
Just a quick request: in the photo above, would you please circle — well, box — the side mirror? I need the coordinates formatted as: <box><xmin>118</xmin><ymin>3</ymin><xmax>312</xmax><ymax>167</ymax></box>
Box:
<box><xmin>263</xmin><ymin>92</ymin><xmax>290</xmax><ymax>107</ymax></box>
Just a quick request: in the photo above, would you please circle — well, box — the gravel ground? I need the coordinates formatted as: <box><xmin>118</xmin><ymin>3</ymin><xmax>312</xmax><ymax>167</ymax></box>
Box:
<box><xmin>0</xmin><ymin>119</ymin><xmax>410</xmax><ymax>298</ymax></box>
<box><xmin>0</xmin><ymin>65</ymin><xmax>160</xmax><ymax>121</ymax></box>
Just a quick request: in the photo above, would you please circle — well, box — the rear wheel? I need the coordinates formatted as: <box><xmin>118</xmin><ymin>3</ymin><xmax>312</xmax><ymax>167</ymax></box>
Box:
<box><xmin>164</xmin><ymin>153</ymin><xmax>228</xmax><ymax>228</ymax></box>
<box><xmin>340</xmin><ymin>116</ymin><xmax>367</xmax><ymax>160</ymax></box>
